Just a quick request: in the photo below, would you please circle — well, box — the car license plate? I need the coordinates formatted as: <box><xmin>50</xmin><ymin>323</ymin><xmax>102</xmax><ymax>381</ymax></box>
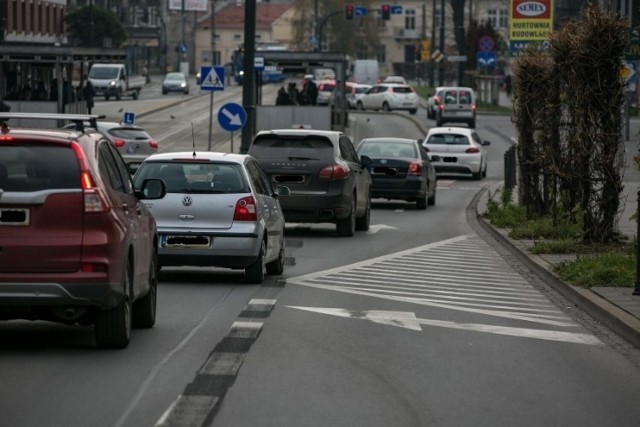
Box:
<box><xmin>161</xmin><ymin>234</ymin><xmax>211</xmax><ymax>248</ymax></box>
<box><xmin>0</xmin><ymin>208</ymin><xmax>30</xmax><ymax>226</ymax></box>
<box><xmin>443</xmin><ymin>157</ymin><xmax>457</xmax><ymax>163</ymax></box>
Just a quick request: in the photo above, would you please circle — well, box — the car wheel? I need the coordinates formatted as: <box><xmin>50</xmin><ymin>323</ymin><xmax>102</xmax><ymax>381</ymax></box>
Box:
<box><xmin>132</xmin><ymin>251</ymin><xmax>157</xmax><ymax>329</ymax></box>
<box><xmin>409</xmin><ymin>109</ymin><xmax>417</xmax><ymax>115</ymax></box>
<box><xmin>416</xmin><ymin>192</ymin><xmax>428</xmax><ymax>210</ymax></box>
<box><xmin>357</xmin><ymin>101</ymin><xmax>364</xmax><ymax>110</ymax></box>
<box><xmin>245</xmin><ymin>240</ymin><xmax>266</xmax><ymax>284</ymax></box>
<box><xmin>472</xmin><ymin>169</ymin><xmax>482</xmax><ymax>180</ymax></box>
<box><xmin>336</xmin><ymin>199</ymin><xmax>356</xmax><ymax>237</ymax></box>
<box><xmin>162</xmin><ymin>90</ymin><xmax>167</xmax><ymax>95</ymax></box>
<box><xmin>132</xmin><ymin>90</ymin><xmax>139</xmax><ymax>100</ymax></box>
<box><xmin>116</xmin><ymin>89</ymin><xmax>122</xmax><ymax>101</ymax></box>
<box><xmin>266</xmin><ymin>240</ymin><xmax>285</xmax><ymax>275</ymax></box>
<box><xmin>355</xmin><ymin>195</ymin><xmax>371</xmax><ymax>231</ymax></box>
<box><xmin>95</xmin><ymin>259</ymin><xmax>132</xmax><ymax>349</ymax></box>
<box><xmin>382</xmin><ymin>102</ymin><xmax>391</xmax><ymax>112</ymax></box>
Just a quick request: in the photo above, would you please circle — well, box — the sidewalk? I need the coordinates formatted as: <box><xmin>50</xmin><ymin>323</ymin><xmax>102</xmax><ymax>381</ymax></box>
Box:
<box><xmin>474</xmin><ymin>183</ymin><xmax>640</xmax><ymax>349</ymax></box>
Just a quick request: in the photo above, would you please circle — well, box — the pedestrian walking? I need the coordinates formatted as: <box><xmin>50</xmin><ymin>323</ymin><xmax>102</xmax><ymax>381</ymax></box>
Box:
<box><xmin>83</xmin><ymin>80</ymin><xmax>96</xmax><ymax>114</ymax></box>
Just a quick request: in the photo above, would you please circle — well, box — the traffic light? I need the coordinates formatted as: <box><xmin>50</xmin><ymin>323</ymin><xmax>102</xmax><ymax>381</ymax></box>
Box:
<box><xmin>345</xmin><ymin>4</ymin><xmax>354</xmax><ymax>21</ymax></box>
<box><xmin>381</xmin><ymin>4</ymin><xmax>391</xmax><ymax>20</ymax></box>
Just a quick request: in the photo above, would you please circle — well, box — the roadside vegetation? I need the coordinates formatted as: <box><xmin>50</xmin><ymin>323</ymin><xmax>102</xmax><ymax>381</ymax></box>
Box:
<box><xmin>483</xmin><ymin>187</ymin><xmax>636</xmax><ymax>289</ymax></box>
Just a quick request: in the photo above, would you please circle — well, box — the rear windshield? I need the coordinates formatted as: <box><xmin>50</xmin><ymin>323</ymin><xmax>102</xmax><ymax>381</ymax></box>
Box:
<box><xmin>358</xmin><ymin>141</ymin><xmax>416</xmax><ymax>158</ymax></box>
<box><xmin>134</xmin><ymin>161</ymin><xmax>247</xmax><ymax>194</ymax></box>
<box><xmin>425</xmin><ymin>134</ymin><xmax>470</xmax><ymax>145</ymax></box>
<box><xmin>106</xmin><ymin>128</ymin><xmax>151</xmax><ymax>140</ymax></box>
<box><xmin>249</xmin><ymin>137</ymin><xmax>334</xmax><ymax>161</ymax></box>
<box><xmin>0</xmin><ymin>145</ymin><xmax>80</xmax><ymax>191</ymax></box>
<box><xmin>355</xmin><ymin>87</ymin><xmax>369</xmax><ymax>94</ymax></box>
<box><xmin>440</xmin><ymin>90</ymin><xmax>473</xmax><ymax>105</ymax></box>
<box><xmin>392</xmin><ymin>86</ymin><xmax>414</xmax><ymax>94</ymax></box>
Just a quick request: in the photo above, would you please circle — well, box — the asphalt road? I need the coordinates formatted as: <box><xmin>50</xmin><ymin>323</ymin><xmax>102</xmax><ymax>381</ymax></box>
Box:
<box><xmin>2</xmin><ymin>90</ymin><xmax>640</xmax><ymax>427</ymax></box>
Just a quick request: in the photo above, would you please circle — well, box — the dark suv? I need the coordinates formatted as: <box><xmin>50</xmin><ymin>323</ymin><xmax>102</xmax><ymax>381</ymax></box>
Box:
<box><xmin>0</xmin><ymin>113</ymin><xmax>166</xmax><ymax>348</ymax></box>
<box><xmin>249</xmin><ymin>129</ymin><xmax>372</xmax><ymax>237</ymax></box>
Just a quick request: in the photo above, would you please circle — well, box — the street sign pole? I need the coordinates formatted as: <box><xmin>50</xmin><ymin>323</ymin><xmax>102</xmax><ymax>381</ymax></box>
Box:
<box><xmin>208</xmin><ymin>91</ymin><xmax>214</xmax><ymax>151</ymax></box>
<box><xmin>230</xmin><ymin>131</ymin><xmax>234</xmax><ymax>153</ymax></box>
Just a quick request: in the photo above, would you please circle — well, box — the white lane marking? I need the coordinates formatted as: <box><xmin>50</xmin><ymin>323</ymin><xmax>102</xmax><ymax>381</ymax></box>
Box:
<box><xmin>287</xmin><ymin>307</ymin><xmax>602</xmax><ymax>346</ymax></box>
<box><xmin>366</xmin><ymin>224</ymin><xmax>398</xmax><ymax>234</ymax></box>
<box><xmin>156</xmin><ymin>395</ymin><xmax>218</xmax><ymax>427</ymax></box>
<box><xmin>199</xmin><ymin>352</ymin><xmax>246</xmax><ymax>376</ymax></box>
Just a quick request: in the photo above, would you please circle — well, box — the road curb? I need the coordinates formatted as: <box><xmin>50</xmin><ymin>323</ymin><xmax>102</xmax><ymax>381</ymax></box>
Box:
<box><xmin>469</xmin><ymin>187</ymin><xmax>640</xmax><ymax>349</ymax></box>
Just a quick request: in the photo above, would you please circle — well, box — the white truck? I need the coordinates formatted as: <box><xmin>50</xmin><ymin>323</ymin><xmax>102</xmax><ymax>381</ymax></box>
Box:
<box><xmin>87</xmin><ymin>63</ymin><xmax>146</xmax><ymax>101</ymax></box>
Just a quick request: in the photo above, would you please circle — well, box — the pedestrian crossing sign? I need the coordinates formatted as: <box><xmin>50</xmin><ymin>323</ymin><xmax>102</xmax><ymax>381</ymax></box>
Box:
<box><xmin>200</xmin><ymin>66</ymin><xmax>225</xmax><ymax>91</ymax></box>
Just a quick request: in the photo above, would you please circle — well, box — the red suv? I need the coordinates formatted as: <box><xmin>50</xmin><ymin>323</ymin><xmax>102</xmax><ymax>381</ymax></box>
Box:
<box><xmin>0</xmin><ymin>113</ymin><xmax>166</xmax><ymax>348</ymax></box>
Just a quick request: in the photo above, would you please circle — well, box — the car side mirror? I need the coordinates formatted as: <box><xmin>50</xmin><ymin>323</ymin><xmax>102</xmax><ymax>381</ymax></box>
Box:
<box><xmin>137</xmin><ymin>178</ymin><xmax>166</xmax><ymax>199</ymax></box>
<box><xmin>360</xmin><ymin>155</ymin><xmax>373</xmax><ymax>167</ymax></box>
<box><xmin>483</xmin><ymin>140</ymin><xmax>491</xmax><ymax>146</ymax></box>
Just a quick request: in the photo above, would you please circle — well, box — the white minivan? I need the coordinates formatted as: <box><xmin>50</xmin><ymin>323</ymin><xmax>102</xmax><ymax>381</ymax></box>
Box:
<box><xmin>350</xmin><ymin>59</ymin><xmax>380</xmax><ymax>85</ymax></box>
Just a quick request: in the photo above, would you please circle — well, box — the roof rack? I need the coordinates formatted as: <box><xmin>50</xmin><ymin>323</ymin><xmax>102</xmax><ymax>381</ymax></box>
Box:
<box><xmin>0</xmin><ymin>112</ymin><xmax>106</xmax><ymax>134</ymax></box>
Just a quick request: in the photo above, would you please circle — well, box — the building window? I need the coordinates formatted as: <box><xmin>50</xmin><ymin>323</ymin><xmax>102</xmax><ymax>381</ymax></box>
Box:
<box><xmin>435</xmin><ymin>8</ymin><xmax>443</xmax><ymax>29</ymax></box>
<box><xmin>405</xmin><ymin>9</ymin><xmax>415</xmax><ymax>30</ymax></box>
<box><xmin>499</xmin><ymin>9</ymin><xmax>508</xmax><ymax>28</ymax></box>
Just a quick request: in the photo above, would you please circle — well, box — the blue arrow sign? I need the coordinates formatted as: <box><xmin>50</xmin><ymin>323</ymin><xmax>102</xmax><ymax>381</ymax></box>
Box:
<box><xmin>122</xmin><ymin>111</ymin><xmax>135</xmax><ymax>125</ymax></box>
<box><xmin>477</xmin><ymin>51</ymin><xmax>496</xmax><ymax>68</ymax></box>
<box><xmin>200</xmin><ymin>66</ymin><xmax>225</xmax><ymax>91</ymax></box>
<box><xmin>218</xmin><ymin>102</ymin><xmax>247</xmax><ymax>132</ymax></box>
<box><xmin>355</xmin><ymin>6</ymin><xmax>367</xmax><ymax>16</ymax></box>
<box><xmin>391</xmin><ymin>5</ymin><xmax>402</xmax><ymax>14</ymax></box>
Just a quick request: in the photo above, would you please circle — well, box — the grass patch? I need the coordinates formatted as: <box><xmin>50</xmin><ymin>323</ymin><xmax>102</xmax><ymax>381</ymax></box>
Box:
<box><xmin>484</xmin><ymin>190</ymin><xmax>637</xmax><ymax>288</ymax></box>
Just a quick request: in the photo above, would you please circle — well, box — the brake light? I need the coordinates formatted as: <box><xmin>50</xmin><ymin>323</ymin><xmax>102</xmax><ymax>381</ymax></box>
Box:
<box><xmin>471</xmin><ymin>104</ymin><xmax>477</xmax><ymax>112</ymax></box>
<box><xmin>433</xmin><ymin>96</ymin><xmax>440</xmax><ymax>105</ymax></box>
<box><xmin>408</xmin><ymin>161</ymin><xmax>422</xmax><ymax>176</ymax></box>
<box><xmin>438</xmin><ymin>104</ymin><xmax>444</xmax><ymax>110</ymax></box>
<box><xmin>234</xmin><ymin>196</ymin><xmax>257</xmax><ymax>221</ymax></box>
<box><xmin>319</xmin><ymin>164</ymin><xmax>349</xmax><ymax>180</ymax></box>
<box><xmin>113</xmin><ymin>139</ymin><xmax>125</xmax><ymax>148</ymax></box>
<box><xmin>466</xmin><ymin>147</ymin><xmax>480</xmax><ymax>153</ymax></box>
<box><xmin>71</xmin><ymin>142</ymin><xmax>110</xmax><ymax>213</ymax></box>
<box><xmin>148</xmin><ymin>139</ymin><xmax>158</xmax><ymax>149</ymax></box>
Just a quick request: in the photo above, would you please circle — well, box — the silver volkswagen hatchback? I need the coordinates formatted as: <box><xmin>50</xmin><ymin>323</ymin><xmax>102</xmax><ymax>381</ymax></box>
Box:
<box><xmin>133</xmin><ymin>152</ymin><xmax>289</xmax><ymax>283</ymax></box>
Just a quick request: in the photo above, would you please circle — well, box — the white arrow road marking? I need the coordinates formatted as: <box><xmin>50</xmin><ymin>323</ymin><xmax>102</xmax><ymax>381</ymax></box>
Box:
<box><xmin>365</xmin><ymin>224</ymin><xmax>398</xmax><ymax>234</ymax></box>
<box><xmin>287</xmin><ymin>307</ymin><xmax>602</xmax><ymax>345</ymax></box>
<box><xmin>222</xmin><ymin>108</ymin><xmax>242</xmax><ymax>126</ymax></box>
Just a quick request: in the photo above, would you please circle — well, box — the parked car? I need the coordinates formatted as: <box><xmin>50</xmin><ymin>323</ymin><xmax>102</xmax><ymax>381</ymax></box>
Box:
<box><xmin>63</xmin><ymin>121</ymin><xmax>158</xmax><ymax>174</ymax></box>
<box><xmin>422</xmin><ymin>127</ymin><xmax>490</xmax><ymax>180</ymax></box>
<box><xmin>249</xmin><ymin>129</ymin><xmax>373</xmax><ymax>237</ymax></box>
<box><xmin>0</xmin><ymin>112</ymin><xmax>167</xmax><ymax>348</ymax></box>
<box><xmin>382</xmin><ymin>75</ymin><xmax>408</xmax><ymax>85</ymax></box>
<box><xmin>356</xmin><ymin>137</ymin><xmax>437</xmax><ymax>209</ymax></box>
<box><xmin>132</xmin><ymin>152</ymin><xmax>289</xmax><ymax>284</ymax></box>
<box><xmin>434</xmin><ymin>86</ymin><xmax>477</xmax><ymax>128</ymax></box>
<box><xmin>316</xmin><ymin>80</ymin><xmax>336</xmax><ymax>106</ymax></box>
<box><xmin>162</xmin><ymin>72</ymin><xmax>190</xmax><ymax>95</ymax></box>
<box><xmin>358</xmin><ymin>83</ymin><xmax>419</xmax><ymax>114</ymax></box>
<box><xmin>426</xmin><ymin>86</ymin><xmax>452</xmax><ymax>120</ymax></box>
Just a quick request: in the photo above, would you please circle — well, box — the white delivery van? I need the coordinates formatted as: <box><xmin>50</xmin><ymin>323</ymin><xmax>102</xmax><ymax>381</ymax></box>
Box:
<box><xmin>350</xmin><ymin>60</ymin><xmax>380</xmax><ymax>85</ymax></box>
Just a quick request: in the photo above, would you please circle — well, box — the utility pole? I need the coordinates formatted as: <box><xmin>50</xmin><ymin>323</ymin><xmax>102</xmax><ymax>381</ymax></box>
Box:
<box><xmin>178</xmin><ymin>0</ymin><xmax>185</xmax><ymax>73</ymax></box>
<box><xmin>439</xmin><ymin>0</ymin><xmax>445</xmax><ymax>85</ymax></box>
<box><xmin>430</xmin><ymin>0</ymin><xmax>436</xmax><ymax>86</ymax></box>
<box><xmin>240</xmin><ymin>0</ymin><xmax>256</xmax><ymax>154</ymax></box>
<box><xmin>207</xmin><ymin>0</ymin><xmax>217</xmax><ymax>151</ymax></box>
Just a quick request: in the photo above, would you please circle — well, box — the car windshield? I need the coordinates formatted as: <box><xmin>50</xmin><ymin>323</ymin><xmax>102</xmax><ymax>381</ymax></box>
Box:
<box><xmin>88</xmin><ymin>67</ymin><xmax>119</xmax><ymax>79</ymax></box>
<box><xmin>250</xmin><ymin>137</ymin><xmax>334</xmax><ymax>160</ymax></box>
<box><xmin>165</xmin><ymin>73</ymin><xmax>185</xmax><ymax>81</ymax></box>
<box><xmin>0</xmin><ymin>144</ymin><xmax>80</xmax><ymax>191</ymax></box>
<box><xmin>134</xmin><ymin>161</ymin><xmax>247</xmax><ymax>194</ymax></box>
<box><xmin>426</xmin><ymin>134</ymin><xmax>470</xmax><ymax>145</ymax></box>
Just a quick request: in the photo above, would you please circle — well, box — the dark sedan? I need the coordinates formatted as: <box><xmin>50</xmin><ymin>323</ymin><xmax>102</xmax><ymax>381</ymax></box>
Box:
<box><xmin>356</xmin><ymin>137</ymin><xmax>437</xmax><ymax>209</ymax></box>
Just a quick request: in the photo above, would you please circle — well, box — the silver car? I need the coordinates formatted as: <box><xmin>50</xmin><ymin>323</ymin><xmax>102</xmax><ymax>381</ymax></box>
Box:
<box><xmin>162</xmin><ymin>72</ymin><xmax>190</xmax><ymax>95</ymax></box>
<box><xmin>132</xmin><ymin>152</ymin><xmax>289</xmax><ymax>284</ymax></box>
<box><xmin>63</xmin><ymin>121</ymin><xmax>158</xmax><ymax>173</ymax></box>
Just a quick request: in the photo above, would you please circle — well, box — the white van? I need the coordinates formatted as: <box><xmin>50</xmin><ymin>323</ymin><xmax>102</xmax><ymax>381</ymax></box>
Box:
<box><xmin>350</xmin><ymin>60</ymin><xmax>380</xmax><ymax>85</ymax></box>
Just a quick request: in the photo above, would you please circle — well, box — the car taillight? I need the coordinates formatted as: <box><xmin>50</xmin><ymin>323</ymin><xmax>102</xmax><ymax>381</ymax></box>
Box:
<box><xmin>71</xmin><ymin>142</ymin><xmax>110</xmax><ymax>213</ymax></box>
<box><xmin>148</xmin><ymin>139</ymin><xmax>158</xmax><ymax>149</ymax></box>
<box><xmin>234</xmin><ymin>196</ymin><xmax>257</xmax><ymax>221</ymax></box>
<box><xmin>438</xmin><ymin>104</ymin><xmax>444</xmax><ymax>110</ymax></box>
<box><xmin>408</xmin><ymin>161</ymin><xmax>422</xmax><ymax>175</ymax></box>
<box><xmin>113</xmin><ymin>139</ymin><xmax>125</xmax><ymax>148</ymax></box>
<box><xmin>466</xmin><ymin>147</ymin><xmax>480</xmax><ymax>153</ymax></box>
<box><xmin>319</xmin><ymin>164</ymin><xmax>349</xmax><ymax>180</ymax></box>
<box><xmin>433</xmin><ymin>96</ymin><xmax>440</xmax><ymax>105</ymax></box>
<box><xmin>471</xmin><ymin>104</ymin><xmax>477</xmax><ymax>112</ymax></box>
